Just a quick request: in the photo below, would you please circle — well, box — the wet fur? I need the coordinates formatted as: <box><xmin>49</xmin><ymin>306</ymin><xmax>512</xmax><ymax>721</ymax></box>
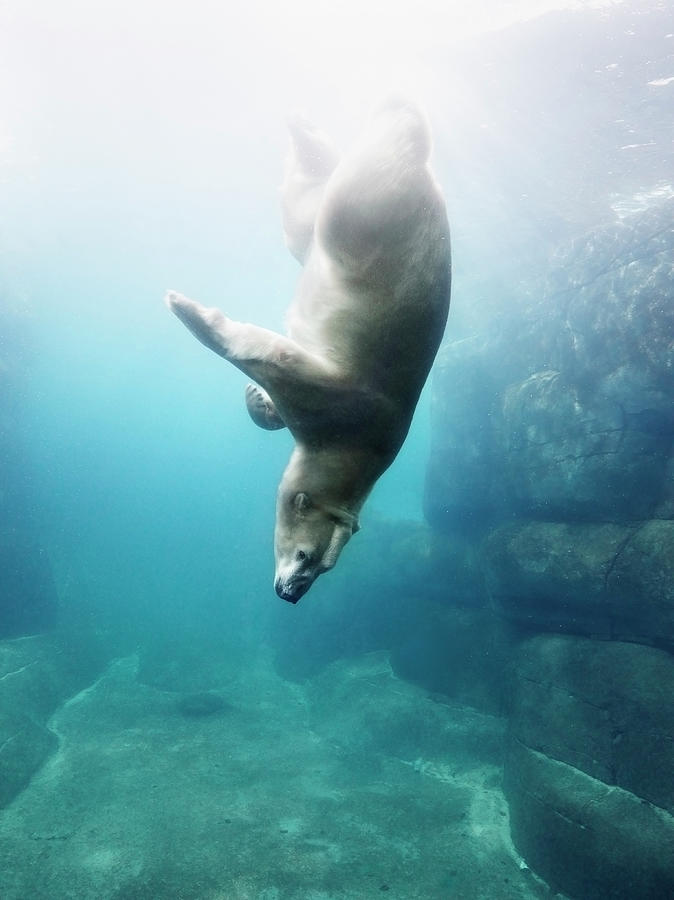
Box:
<box><xmin>166</xmin><ymin>99</ymin><xmax>451</xmax><ymax>601</ymax></box>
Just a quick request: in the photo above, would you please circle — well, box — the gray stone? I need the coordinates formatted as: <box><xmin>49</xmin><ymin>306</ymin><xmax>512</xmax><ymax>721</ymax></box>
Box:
<box><xmin>306</xmin><ymin>652</ymin><xmax>506</xmax><ymax>766</ymax></box>
<box><xmin>0</xmin><ymin>651</ymin><xmax>545</xmax><ymax>900</ymax></box>
<box><xmin>485</xmin><ymin>520</ymin><xmax>674</xmax><ymax>647</ymax></box>
<box><xmin>502</xmin><ymin>370</ymin><xmax>670</xmax><ymax>521</ymax></box>
<box><xmin>607</xmin><ymin>519</ymin><xmax>674</xmax><ymax>646</ymax></box>
<box><xmin>505</xmin><ymin>741</ymin><xmax>674</xmax><ymax>900</ymax></box>
<box><xmin>655</xmin><ymin>453</ymin><xmax>674</xmax><ymax>518</ymax></box>
<box><xmin>426</xmin><ymin>199</ymin><xmax>674</xmax><ymax>530</ymax></box>
<box><xmin>555</xmin><ymin>219</ymin><xmax>674</xmax><ymax>387</ymax></box>
<box><xmin>504</xmin><ymin>635</ymin><xmax>674</xmax><ymax>898</ymax></box>
<box><xmin>175</xmin><ymin>691</ymin><xmax>229</xmax><ymax>718</ymax></box>
<box><xmin>0</xmin><ymin>633</ymin><xmax>108</xmax><ymax>809</ymax></box>
<box><xmin>508</xmin><ymin>635</ymin><xmax>674</xmax><ymax>812</ymax></box>
<box><xmin>484</xmin><ymin>521</ymin><xmax>634</xmax><ymax>637</ymax></box>
<box><xmin>0</xmin><ymin>713</ymin><xmax>57</xmax><ymax>808</ymax></box>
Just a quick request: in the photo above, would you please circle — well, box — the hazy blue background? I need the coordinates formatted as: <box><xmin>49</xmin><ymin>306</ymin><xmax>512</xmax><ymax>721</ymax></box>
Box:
<box><xmin>0</xmin><ymin>0</ymin><xmax>666</xmax><ymax>649</ymax></box>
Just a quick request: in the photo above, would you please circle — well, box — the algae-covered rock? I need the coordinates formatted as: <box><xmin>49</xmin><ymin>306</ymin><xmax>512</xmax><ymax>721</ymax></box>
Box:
<box><xmin>484</xmin><ymin>521</ymin><xmax>633</xmax><ymax>637</ymax></box>
<box><xmin>426</xmin><ymin>199</ymin><xmax>674</xmax><ymax>531</ymax></box>
<box><xmin>505</xmin><ymin>741</ymin><xmax>674</xmax><ymax>900</ymax></box>
<box><xmin>504</xmin><ymin>634</ymin><xmax>674</xmax><ymax>898</ymax></box>
<box><xmin>0</xmin><ymin>633</ymin><xmax>109</xmax><ymax>809</ymax></box>
<box><xmin>305</xmin><ymin>651</ymin><xmax>505</xmax><ymax>766</ymax></box>
<box><xmin>508</xmin><ymin>635</ymin><xmax>674</xmax><ymax>810</ymax></box>
<box><xmin>0</xmin><ymin>713</ymin><xmax>57</xmax><ymax>808</ymax></box>
<box><xmin>502</xmin><ymin>370</ymin><xmax>669</xmax><ymax>521</ymax></box>
<box><xmin>484</xmin><ymin>520</ymin><xmax>674</xmax><ymax>647</ymax></box>
<box><xmin>176</xmin><ymin>692</ymin><xmax>228</xmax><ymax>718</ymax></box>
<box><xmin>607</xmin><ymin>519</ymin><xmax>674</xmax><ymax>646</ymax></box>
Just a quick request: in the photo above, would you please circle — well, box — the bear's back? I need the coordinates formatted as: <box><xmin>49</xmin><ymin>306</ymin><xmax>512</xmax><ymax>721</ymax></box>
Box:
<box><xmin>287</xmin><ymin>100</ymin><xmax>451</xmax><ymax>406</ymax></box>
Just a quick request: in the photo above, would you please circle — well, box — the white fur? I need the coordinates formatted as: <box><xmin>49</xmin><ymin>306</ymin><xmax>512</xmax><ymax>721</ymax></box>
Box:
<box><xmin>166</xmin><ymin>99</ymin><xmax>451</xmax><ymax>602</ymax></box>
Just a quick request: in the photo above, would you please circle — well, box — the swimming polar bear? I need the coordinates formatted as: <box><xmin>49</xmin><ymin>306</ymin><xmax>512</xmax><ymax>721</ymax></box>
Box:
<box><xmin>166</xmin><ymin>99</ymin><xmax>451</xmax><ymax>603</ymax></box>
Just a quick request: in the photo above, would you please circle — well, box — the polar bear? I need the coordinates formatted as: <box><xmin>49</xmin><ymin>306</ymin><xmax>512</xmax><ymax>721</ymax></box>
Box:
<box><xmin>166</xmin><ymin>98</ymin><xmax>451</xmax><ymax>602</ymax></box>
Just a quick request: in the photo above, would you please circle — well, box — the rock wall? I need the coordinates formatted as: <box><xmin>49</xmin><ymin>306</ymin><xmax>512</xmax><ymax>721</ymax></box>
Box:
<box><xmin>425</xmin><ymin>200</ymin><xmax>674</xmax><ymax>897</ymax></box>
<box><xmin>506</xmin><ymin>636</ymin><xmax>674</xmax><ymax>899</ymax></box>
<box><xmin>427</xmin><ymin>198</ymin><xmax>674</xmax><ymax>533</ymax></box>
<box><xmin>0</xmin><ymin>633</ymin><xmax>108</xmax><ymax>809</ymax></box>
<box><xmin>486</xmin><ymin>519</ymin><xmax>674</xmax><ymax>647</ymax></box>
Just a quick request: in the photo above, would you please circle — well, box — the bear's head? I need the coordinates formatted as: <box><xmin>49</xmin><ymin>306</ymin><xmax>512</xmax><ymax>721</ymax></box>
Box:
<box><xmin>274</xmin><ymin>488</ymin><xmax>359</xmax><ymax>603</ymax></box>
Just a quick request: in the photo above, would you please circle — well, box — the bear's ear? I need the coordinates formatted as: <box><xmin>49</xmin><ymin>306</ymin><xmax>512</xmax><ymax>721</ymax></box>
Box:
<box><xmin>294</xmin><ymin>492</ymin><xmax>311</xmax><ymax>513</ymax></box>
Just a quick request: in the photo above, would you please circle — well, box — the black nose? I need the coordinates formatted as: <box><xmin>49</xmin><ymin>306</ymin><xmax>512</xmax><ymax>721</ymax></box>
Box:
<box><xmin>275</xmin><ymin>579</ymin><xmax>299</xmax><ymax>603</ymax></box>
<box><xmin>275</xmin><ymin>577</ymin><xmax>310</xmax><ymax>603</ymax></box>
<box><xmin>276</xmin><ymin>585</ymin><xmax>300</xmax><ymax>603</ymax></box>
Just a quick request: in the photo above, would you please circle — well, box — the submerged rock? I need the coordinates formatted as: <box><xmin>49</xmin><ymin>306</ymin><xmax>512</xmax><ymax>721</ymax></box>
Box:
<box><xmin>504</xmin><ymin>635</ymin><xmax>674</xmax><ymax>898</ymax></box>
<box><xmin>508</xmin><ymin>635</ymin><xmax>674</xmax><ymax>810</ymax></box>
<box><xmin>0</xmin><ymin>633</ymin><xmax>109</xmax><ymax>809</ymax></box>
<box><xmin>426</xmin><ymin>198</ymin><xmax>674</xmax><ymax>531</ymax></box>
<box><xmin>176</xmin><ymin>691</ymin><xmax>228</xmax><ymax>718</ymax></box>
<box><xmin>606</xmin><ymin>519</ymin><xmax>674</xmax><ymax>646</ymax></box>
<box><xmin>424</xmin><ymin>197</ymin><xmax>674</xmax><ymax>898</ymax></box>
<box><xmin>484</xmin><ymin>519</ymin><xmax>674</xmax><ymax>648</ymax></box>
<box><xmin>505</xmin><ymin>741</ymin><xmax>674</xmax><ymax>900</ymax></box>
<box><xmin>502</xmin><ymin>369</ymin><xmax>670</xmax><ymax>521</ymax></box>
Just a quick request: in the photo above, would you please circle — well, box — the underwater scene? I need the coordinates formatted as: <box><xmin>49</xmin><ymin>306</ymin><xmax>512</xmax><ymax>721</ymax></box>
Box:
<box><xmin>1</xmin><ymin>1</ymin><xmax>673</xmax><ymax>897</ymax></box>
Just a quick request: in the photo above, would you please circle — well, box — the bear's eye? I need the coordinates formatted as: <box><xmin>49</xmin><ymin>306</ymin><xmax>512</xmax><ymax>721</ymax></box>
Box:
<box><xmin>297</xmin><ymin>550</ymin><xmax>308</xmax><ymax>562</ymax></box>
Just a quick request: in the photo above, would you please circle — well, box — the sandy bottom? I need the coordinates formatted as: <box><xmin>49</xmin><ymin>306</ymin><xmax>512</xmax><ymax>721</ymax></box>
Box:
<box><xmin>0</xmin><ymin>649</ymin><xmax>555</xmax><ymax>899</ymax></box>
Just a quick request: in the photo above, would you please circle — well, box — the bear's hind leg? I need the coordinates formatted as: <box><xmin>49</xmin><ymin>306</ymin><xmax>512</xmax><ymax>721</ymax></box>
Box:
<box><xmin>315</xmin><ymin>100</ymin><xmax>436</xmax><ymax>272</ymax></box>
<box><xmin>281</xmin><ymin>113</ymin><xmax>339</xmax><ymax>263</ymax></box>
<box><xmin>245</xmin><ymin>383</ymin><xmax>286</xmax><ymax>431</ymax></box>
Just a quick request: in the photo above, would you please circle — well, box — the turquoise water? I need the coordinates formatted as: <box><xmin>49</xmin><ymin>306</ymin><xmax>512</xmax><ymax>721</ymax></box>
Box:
<box><xmin>1</xmin><ymin>2</ymin><xmax>673</xmax><ymax>897</ymax></box>
<box><xmin>2</xmin><ymin>3</ymin><xmax>452</xmax><ymax>641</ymax></box>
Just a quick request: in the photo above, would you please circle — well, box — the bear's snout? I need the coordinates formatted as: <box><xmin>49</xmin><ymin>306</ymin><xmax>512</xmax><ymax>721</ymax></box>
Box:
<box><xmin>274</xmin><ymin>573</ymin><xmax>312</xmax><ymax>604</ymax></box>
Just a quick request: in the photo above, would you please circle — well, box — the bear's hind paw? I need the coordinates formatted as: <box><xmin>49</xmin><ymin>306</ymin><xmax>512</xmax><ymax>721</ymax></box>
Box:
<box><xmin>245</xmin><ymin>383</ymin><xmax>286</xmax><ymax>431</ymax></box>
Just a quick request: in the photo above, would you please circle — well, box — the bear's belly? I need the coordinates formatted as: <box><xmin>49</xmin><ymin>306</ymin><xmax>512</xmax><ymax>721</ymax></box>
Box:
<box><xmin>287</xmin><ymin>256</ymin><xmax>447</xmax><ymax>403</ymax></box>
